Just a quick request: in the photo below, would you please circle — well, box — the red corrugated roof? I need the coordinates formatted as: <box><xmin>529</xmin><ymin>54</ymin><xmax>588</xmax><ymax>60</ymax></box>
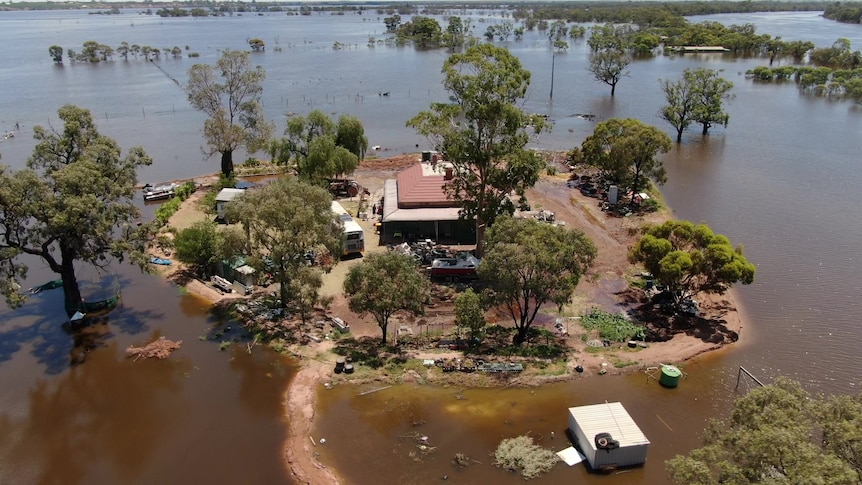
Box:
<box><xmin>396</xmin><ymin>163</ymin><xmax>454</xmax><ymax>208</ymax></box>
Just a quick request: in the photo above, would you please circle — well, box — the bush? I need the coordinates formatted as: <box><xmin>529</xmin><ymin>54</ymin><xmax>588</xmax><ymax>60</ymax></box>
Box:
<box><xmin>493</xmin><ymin>435</ymin><xmax>559</xmax><ymax>479</ymax></box>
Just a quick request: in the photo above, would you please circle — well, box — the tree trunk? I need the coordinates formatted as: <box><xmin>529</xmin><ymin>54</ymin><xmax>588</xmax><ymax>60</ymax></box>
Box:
<box><xmin>610</xmin><ymin>83</ymin><xmax>616</xmax><ymax>97</ymax></box>
<box><xmin>676</xmin><ymin>129</ymin><xmax>684</xmax><ymax>143</ymax></box>
<box><xmin>701</xmin><ymin>123</ymin><xmax>709</xmax><ymax>135</ymax></box>
<box><xmin>380</xmin><ymin>319</ymin><xmax>388</xmax><ymax>346</ymax></box>
<box><xmin>513</xmin><ymin>326</ymin><xmax>528</xmax><ymax>345</ymax></box>
<box><xmin>475</xmin><ymin>219</ymin><xmax>486</xmax><ymax>258</ymax></box>
<box><xmin>59</xmin><ymin>259</ymin><xmax>82</xmax><ymax>317</ymax></box>
<box><xmin>220</xmin><ymin>150</ymin><xmax>234</xmax><ymax>177</ymax></box>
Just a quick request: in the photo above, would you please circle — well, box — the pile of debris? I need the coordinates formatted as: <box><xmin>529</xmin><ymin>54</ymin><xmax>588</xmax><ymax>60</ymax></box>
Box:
<box><xmin>125</xmin><ymin>336</ymin><xmax>182</xmax><ymax>360</ymax></box>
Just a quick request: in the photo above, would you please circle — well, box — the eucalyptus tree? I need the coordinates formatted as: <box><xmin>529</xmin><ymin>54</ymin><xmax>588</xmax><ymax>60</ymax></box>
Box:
<box><xmin>224</xmin><ymin>178</ymin><xmax>341</xmax><ymax>311</ymax></box>
<box><xmin>186</xmin><ymin>49</ymin><xmax>273</xmax><ymax>177</ymax></box>
<box><xmin>548</xmin><ymin>20</ymin><xmax>569</xmax><ymax>99</ymax></box>
<box><xmin>630</xmin><ymin>220</ymin><xmax>755</xmax><ymax>309</ymax></box>
<box><xmin>479</xmin><ymin>217</ymin><xmax>596</xmax><ymax>345</ymax></box>
<box><xmin>581</xmin><ymin>118</ymin><xmax>672</xmax><ymax>202</ymax></box>
<box><xmin>660</xmin><ymin>68</ymin><xmax>734</xmax><ymax>140</ymax></box>
<box><xmin>407</xmin><ymin>43</ymin><xmax>548</xmax><ymax>256</ymax></box>
<box><xmin>343</xmin><ymin>251</ymin><xmax>431</xmax><ymax>345</ymax></box>
<box><xmin>587</xmin><ymin>23</ymin><xmax>632</xmax><ymax>96</ymax></box>
<box><xmin>0</xmin><ymin>105</ymin><xmax>151</xmax><ymax>313</ymax></box>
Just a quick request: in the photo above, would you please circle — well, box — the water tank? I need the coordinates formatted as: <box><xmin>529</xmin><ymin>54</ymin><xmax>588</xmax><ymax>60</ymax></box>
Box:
<box><xmin>608</xmin><ymin>185</ymin><xmax>619</xmax><ymax>205</ymax></box>
<box><xmin>660</xmin><ymin>365</ymin><xmax>682</xmax><ymax>388</ymax></box>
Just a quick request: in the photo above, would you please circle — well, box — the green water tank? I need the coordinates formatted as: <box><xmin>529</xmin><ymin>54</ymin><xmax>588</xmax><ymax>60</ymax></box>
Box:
<box><xmin>660</xmin><ymin>365</ymin><xmax>682</xmax><ymax>388</ymax></box>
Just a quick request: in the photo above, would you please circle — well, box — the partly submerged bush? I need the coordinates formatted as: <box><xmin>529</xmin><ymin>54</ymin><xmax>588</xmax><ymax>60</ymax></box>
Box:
<box><xmin>493</xmin><ymin>435</ymin><xmax>559</xmax><ymax>479</ymax></box>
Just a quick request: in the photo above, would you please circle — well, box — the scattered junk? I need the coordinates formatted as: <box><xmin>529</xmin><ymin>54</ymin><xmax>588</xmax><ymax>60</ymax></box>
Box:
<box><xmin>328</xmin><ymin>316</ymin><xmax>350</xmax><ymax>333</ymax></box>
<box><xmin>567</xmin><ymin>402</ymin><xmax>650</xmax><ymax>471</ymax></box>
<box><xmin>148</xmin><ymin>256</ymin><xmax>172</xmax><ymax>266</ymax></box>
<box><xmin>478</xmin><ymin>361</ymin><xmax>524</xmax><ymax>373</ymax></box>
<box><xmin>390</xmin><ymin>239</ymin><xmax>455</xmax><ymax>265</ymax></box>
<box><xmin>334</xmin><ymin>357</ymin><xmax>346</xmax><ymax>374</ymax></box>
<box><xmin>210</xmin><ymin>275</ymin><xmax>233</xmax><ymax>293</ymax></box>
<box><xmin>125</xmin><ymin>336</ymin><xmax>182</xmax><ymax>361</ymax></box>
<box><xmin>327</xmin><ymin>178</ymin><xmax>366</xmax><ymax>198</ymax></box>
<box><xmin>646</xmin><ymin>364</ymin><xmax>685</xmax><ymax>388</ymax></box>
<box><xmin>514</xmin><ymin>208</ymin><xmax>562</xmax><ymax>226</ymax></box>
<box><xmin>142</xmin><ymin>182</ymin><xmax>180</xmax><ymax>202</ymax></box>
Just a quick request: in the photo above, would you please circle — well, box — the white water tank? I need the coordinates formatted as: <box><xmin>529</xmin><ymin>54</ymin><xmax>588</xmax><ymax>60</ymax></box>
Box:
<box><xmin>608</xmin><ymin>185</ymin><xmax>619</xmax><ymax>205</ymax></box>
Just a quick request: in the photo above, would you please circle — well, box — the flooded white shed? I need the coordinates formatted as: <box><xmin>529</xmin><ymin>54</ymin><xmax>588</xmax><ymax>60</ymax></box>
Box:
<box><xmin>567</xmin><ymin>402</ymin><xmax>650</xmax><ymax>470</ymax></box>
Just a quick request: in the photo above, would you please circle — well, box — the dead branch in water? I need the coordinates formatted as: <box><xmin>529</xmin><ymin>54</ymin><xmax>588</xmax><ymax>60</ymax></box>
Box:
<box><xmin>125</xmin><ymin>336</ymin><xmax>182</xmax><ymax>360</ymax></box>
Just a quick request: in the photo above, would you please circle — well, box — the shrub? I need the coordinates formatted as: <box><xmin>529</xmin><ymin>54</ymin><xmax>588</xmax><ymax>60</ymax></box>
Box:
<box><xmin>493</xmin><ymin>435</ymin><xmax>559</xmax><ymax>479</ymax></box>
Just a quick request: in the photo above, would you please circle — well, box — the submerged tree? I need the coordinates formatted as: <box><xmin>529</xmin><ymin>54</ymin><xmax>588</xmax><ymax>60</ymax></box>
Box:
<box><xmin>343</xmin><ymin>251</ymin><xmax>431</xmax><ymax>345</ymax></box>
<box><xmin>660</xmin><ymin>68</ymin><xmax>733</xmax><ymax>141</ymax></box>
<box><xmin>629</xmin><ymin>220</ymin><xmax>755</xmax><ymax>308</ymax></box>
<box><xmin>186</xmin><ymin>49</ymin><xmax>273</xmax><ymax>177</ymax></box>
<box><xmin>667</xmin><ymin>378</ymin><xmax>861</xmax><ymax>484</ymax></box>
<box><xmin>479</xmin><ymin>217</ymin><xmax>596</xmax><ymax>345</ymax></box>
<box><xmin>49</xmin><ymin>45</ymin><xmax>64</xmax><ymax>64</ymax></box>
<box><xmin>0</xmin><ymin>105</ymin><xmax>151</xmax><ymax>313</ymax></box>
<box><xmin>407</xmin><ymin>43</ymin><xmax>547</xmax><ymax>256</ymax></box>
<box><xmin>587</xmin><ymin>23</ymin><xmax>632</xmax><ymax>96</ymax></box>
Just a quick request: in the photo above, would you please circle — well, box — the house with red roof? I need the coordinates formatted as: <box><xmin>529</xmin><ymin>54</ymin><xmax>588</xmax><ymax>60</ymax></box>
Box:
<box><xmin>379</xmin><ymin>159</ymin><xmax>476</xmax><ymax>245</ymax></box>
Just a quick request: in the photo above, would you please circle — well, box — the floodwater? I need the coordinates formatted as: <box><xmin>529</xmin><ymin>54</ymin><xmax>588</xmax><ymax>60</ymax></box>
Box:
<box><xmin>1</xmin><ymin>8</ymin><xmax>862</xmax><ymax>484</ymax></box>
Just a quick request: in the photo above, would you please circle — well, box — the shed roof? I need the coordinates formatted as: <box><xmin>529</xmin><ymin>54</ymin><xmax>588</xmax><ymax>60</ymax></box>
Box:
<box><xmin>396</xmin><ymin>162</ymin><xmax>455</xmax><ymax>208</ymax></box>
<box><xmin>216</xmin><ymin>188</ymin><xmax>246</xmax><ymax>202</ymax></box>
<box><xmin>382</xmin><ymin>179</ymin><xmax>462</xmax><ymax>223</ymax></box>
<box><xmin>568</xmin><ymin>402</ymin><xmax>650</xmax><ymax>449</ymax></box>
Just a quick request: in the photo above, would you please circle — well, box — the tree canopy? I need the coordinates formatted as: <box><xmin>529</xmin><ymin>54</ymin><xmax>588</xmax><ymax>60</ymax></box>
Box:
<box><xmin>273</xmin><ymin>110</ymin><xmax>364</xmax><ymax>184</ymax></box>
<box><xmin>343</xmin><ymin>251</ymin><xmax>431</xmax><ymax>345</ymax></box>
<box><xmin>580</xmin><ymin>118</ymin><xmax>672</xmax><ymax>202</ymax></box>
<box><xmin>479</xmin><ymin>216</ymin><xmax>596</xmax><ymax>345</ymax></box>
<box><xmin>659</xmin><ymin>69</ymin><xmax>735</xmax><ymax>140</ymax></box>
<box><xmin>0</xmin><ymin>105</ymin><xmax>151</xmax><ymax>313</ymax></box>
<box><xmin>224</xmin><ymin>177</ymin><xmax>341</xmax><ymax>310</ymax></box>
<box><xmin>407</xmin><ymin>43</ymin><xmax>547</xmax><ymax>256</ymax></box>
<box><xmin>667</xmin><ymin>378</ymin><xmax>862</xmax><ymax>484</ymax></box>
<box><xmin>587</xmin><ymin>24</ymin><xmax>632</xmax><ymax>96</ymax></box>
<box><xmin>630</xmin><ymin>220</ymin><xmax>755</xmax><ymax>307</ymax></box>
<box><xmin>186</xmin><ymin>49</ymin><xmax>272</xmax><ymax>177</ymax></box>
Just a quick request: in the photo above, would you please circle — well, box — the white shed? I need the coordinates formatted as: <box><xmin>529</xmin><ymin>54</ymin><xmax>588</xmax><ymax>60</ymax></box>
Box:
<box><xmin>567</xmin><ymin>402</ymin><xmax>650</xmax><ymax>470</ymax></box>
<box><xmin>215</xmin><ymin>188</ymin><xmax>246</xmax><ymax>221</ymax></box>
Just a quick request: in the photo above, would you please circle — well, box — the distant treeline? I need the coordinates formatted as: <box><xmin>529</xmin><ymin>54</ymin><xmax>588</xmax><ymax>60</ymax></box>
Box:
<box><xmin>823</xmin><ymin>3</ymin><xmax>862</xmax><ymax>24</ymax></box>
<box><xmin>0</xmin><ymin>1</ymin><xmax>837</xmax><ymax>21</ymax></box>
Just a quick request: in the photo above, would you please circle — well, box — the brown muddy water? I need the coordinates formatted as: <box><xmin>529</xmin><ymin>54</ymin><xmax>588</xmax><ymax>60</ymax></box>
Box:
<box><xmin>2</xmin><ymin>8</ymin><xmax>862</xmax><ymax>484</ymax></box>
<box><xmin>0</xmin><ymin>263</ymin><xmax>296</xmax><ymax>484</ymax></box>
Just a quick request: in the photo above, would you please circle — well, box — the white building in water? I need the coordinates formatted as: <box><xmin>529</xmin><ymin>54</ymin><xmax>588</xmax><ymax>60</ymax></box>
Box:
<box><xmin>567</xmin><ymin>402</ymin><xmax>650</xmax><ymax>470</ymax></box>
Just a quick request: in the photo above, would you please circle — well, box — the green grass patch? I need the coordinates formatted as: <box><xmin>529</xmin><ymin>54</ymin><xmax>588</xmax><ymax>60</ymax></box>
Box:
<box><xmin>580</xmin><ymin>308</ymin><xmax>645</xmax><ymax>342</ymax></box>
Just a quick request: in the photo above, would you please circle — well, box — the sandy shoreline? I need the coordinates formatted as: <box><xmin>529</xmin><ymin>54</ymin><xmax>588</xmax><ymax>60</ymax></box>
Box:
<box><xmin>158</xmin><ymin>156</ymin><xmax>747</xmax><ymax>485</ymax></box>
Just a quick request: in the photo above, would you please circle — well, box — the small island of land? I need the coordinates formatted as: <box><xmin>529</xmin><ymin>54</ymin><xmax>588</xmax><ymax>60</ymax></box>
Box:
<box><xmin>153</xmin><ymin>153</ymin><xmax>743</xmax><ymax>485</ymax></box>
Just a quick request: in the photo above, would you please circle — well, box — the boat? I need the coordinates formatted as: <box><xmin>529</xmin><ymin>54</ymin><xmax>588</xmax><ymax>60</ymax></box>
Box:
<box><xmin>142</xmin><ymin>182</ymin><xmax>180</xmax><ymax>201</ymax></box>
<box><xmin>66</xmin><ymin>294</ymin><xmax>121</xmax><ymax>316</ymax></box>
<box><xmin>429</xmin><ymin>253</ymin><xmax>480</xmax><ymax>280</ymax></box>
<box><xmin>149</xmin><ymin>256</ymin><xmax>172</xmax><ymax>266</ymax></box>
<box><xmin>29</xmin><ymin>279</ymin><xmax>63</xmax><ymax>294</ymax></box>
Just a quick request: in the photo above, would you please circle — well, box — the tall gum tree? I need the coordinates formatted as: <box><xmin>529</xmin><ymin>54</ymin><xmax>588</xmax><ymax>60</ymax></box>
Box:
<box><xmin>407</xmin><ymin>43</ymin><xmax>548</xmax><ymax>256</ymax></box>
<box><xmin>0</xmin><ymin>105</ymin><xmax>151</xmax><ymax>314</ymax></box>
<box><xmin>186</xmin><ymin>49</ymin><xmax>273</xmax><ymax>177</ymax></box>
